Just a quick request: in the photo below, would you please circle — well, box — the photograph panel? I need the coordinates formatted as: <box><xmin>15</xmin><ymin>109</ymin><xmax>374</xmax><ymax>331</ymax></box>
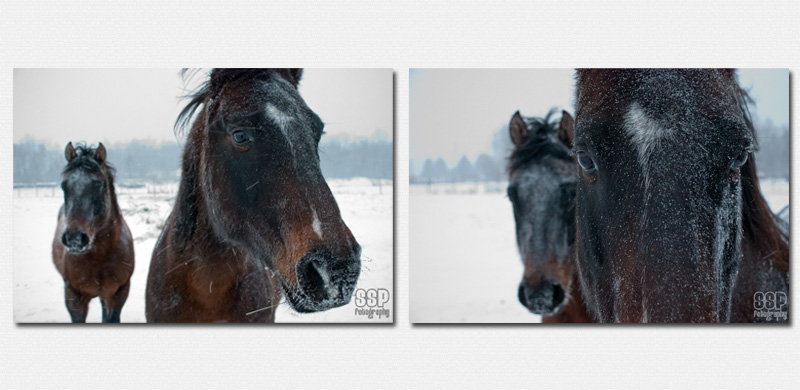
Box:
<box><xmin>13</xmin><ymin>68</ymin><xmax>394</xmax><ymax>323</ymax></box>
<box><xmin>410</xmin><ymin>68</ymin><xmax>789</xmax><ymax>323</ymax></box>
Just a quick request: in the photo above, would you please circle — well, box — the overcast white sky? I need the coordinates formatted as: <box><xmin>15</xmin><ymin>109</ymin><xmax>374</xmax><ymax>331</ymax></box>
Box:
<box><xmin>14</xmin><ymin>68</ymin><xmax>392</xmax><ymax>148</ymax></box>
<box><xmin>410</xmin><ymin>68</ymin><xmax>788</xmax><ymax>174</ymax></box>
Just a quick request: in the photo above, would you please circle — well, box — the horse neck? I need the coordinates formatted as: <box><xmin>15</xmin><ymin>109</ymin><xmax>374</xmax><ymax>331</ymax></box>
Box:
<box><xmin>106</xmin><ymin>176</ymin><xmax>122</xmax><ymax>220</ymax></box>
<box><xmin>740</xmin><ymin>161</ymin><xmax>789</xmax><ymax>272</ymax></box>
<box><xmin>170</xmin><ymin>116</ymin><xmax>242</xmax><ymax>264</ymax></box>
<box><xmin>92</xmin><ymin>174</ymin><xmax>122</xmax><ymax>237</ymax></box>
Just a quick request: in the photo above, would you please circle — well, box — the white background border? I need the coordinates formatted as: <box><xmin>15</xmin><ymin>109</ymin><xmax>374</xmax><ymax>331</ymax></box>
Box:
<box><xmin>1</xmin><ymin>1</ymin><xmax>798</xmax><ymax>388</ymax></box>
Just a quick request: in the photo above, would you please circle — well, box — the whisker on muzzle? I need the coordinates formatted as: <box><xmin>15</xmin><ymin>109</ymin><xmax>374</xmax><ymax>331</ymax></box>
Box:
<box><xmin>245</xmin><ymin>301</ymin><xmax>287</xmax><ymax>316</ymax></box>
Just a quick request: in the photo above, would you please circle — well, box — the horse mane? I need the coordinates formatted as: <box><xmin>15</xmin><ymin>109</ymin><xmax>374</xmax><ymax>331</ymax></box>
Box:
<box><xmin>507</xmin><ymin>108</ymin><xmax>572</xmax><ymax>175</ymax></box>
<box><xmin>734</xmin><ymin>78</ymin><xmax>790</xmax><ymax>272</ymax></box>
<box><xmin>174</xmin><ymin>68</ymin><xmax>304</xmax><ymax>136</ymax></box>
<box><xmin>63</xmin><ymin>143</ymin><xmax>116</xmax><ymax>181</ymax></box>
<box><xmin>171</xmin><ymin>121</ymin><xmax>202</xmax><ymax>251</ymax></box>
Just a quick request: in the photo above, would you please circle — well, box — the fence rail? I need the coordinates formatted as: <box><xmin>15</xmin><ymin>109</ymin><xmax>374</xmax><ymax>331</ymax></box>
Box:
<box><xmin>13</xmin><ymin>182</ymin><xmax>180</xmax><ymax>198</ymax></box>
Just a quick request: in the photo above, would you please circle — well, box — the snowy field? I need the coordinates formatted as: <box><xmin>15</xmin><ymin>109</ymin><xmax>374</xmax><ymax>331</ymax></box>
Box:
<box><xmin>14</xmin><ymin>178</ymin><xmax>393</xmax><ymax>323</ymax></box>
<box><xmin>410</xmin><ymin>179</ymin><xmax>790</xmax><ymax>323</ymax></box>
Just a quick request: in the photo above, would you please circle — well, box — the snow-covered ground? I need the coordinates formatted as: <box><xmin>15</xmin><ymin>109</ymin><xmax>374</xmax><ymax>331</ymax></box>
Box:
<box><xmin>410</xmin><ymin>182</ymin><xmax>537</xmax><ymax>323</ymax></box>
<box><xmin>410</xmin><ymin>179</ymin><xmax>790</xmax><ymax>323</ymax></box>
<box><xmin>14</xmin><ymin>178</ymin><xmax>393</xmax><ymax>323</ymax></box>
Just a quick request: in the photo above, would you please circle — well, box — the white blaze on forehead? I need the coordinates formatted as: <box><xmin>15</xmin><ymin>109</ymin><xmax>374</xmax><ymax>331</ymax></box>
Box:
<box><xmin>311</xmin><ymin>207</ymin><xmax>323</xmax><ymax>239</ymax></box>
<box><xmin>623</xmin><ymin>102</ymin><xmax>674</xmax><ymax>191</ymax></box>
<box><xmin>265</xmin><ymin>103</ymin><xmax>294</xmax><ymax>150</ymax></box>
<box><xmin>265</xmin><ymin>103</ymin><xmax>293</xmax><ymax>128</ymax></box>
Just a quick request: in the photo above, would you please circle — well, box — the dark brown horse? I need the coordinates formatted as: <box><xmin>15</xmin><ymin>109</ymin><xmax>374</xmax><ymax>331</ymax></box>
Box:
<box><xmin>507</xmin><ymin>109</ymin><xmax>592</xmax><ymax>323</ymax></box>
<box><xmin>572</xmin><ymin>69</ymin><xmax>788</xmax><ymax>323</ymax></box>
<box><xmin>52</xmin><ymin>143</ymin><xmax>134</xmax><ymax>323</ymax></box>
<box><xmin>146</xmin><ymin>69</ymin><xmax>361</xmax><ymax>322</ymax></box>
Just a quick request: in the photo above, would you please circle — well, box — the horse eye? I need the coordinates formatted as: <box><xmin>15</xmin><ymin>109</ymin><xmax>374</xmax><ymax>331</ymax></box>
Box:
<box><xmin>730</xmin><ymin>149</ymin><xmax>748</xmax><ymax>171</ymax></box>
<box><xmin>231</xmin><ymin>130</ymin><xmax>250</xmax><ymax>145</ymax></box>
<box><xmin>576</xmin><ymin>151</ymin><xmax>596</xmax><ymax>172</ymax></box>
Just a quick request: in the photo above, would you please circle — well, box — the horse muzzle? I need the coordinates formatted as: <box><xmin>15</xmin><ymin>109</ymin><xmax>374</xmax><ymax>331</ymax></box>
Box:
<box><xmin>62</xmin><ymin>230</ymin><xmax>92</xmax><ymax>254</ymax></box>
<box><xmin>287</xmin><ymin>247</ymin><xmax>362</xmax><ymax>313</ymax></box>
<box><xmin>518</xmin><ymin>279</ymin><xmax>566</xmax><ymax>315</ymax></box>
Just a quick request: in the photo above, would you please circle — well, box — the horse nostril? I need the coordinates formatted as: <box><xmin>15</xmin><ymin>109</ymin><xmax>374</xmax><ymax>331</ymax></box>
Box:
<box><xmin>312</xmin><ymin>261</ymin><xmax>340</xmax><ymax>299</ymax></box>
<box><xmin>552</xmin><ymin>283</ymin><xmax>565</xmax><ymax>308</ymax></box>
<box><xmin>518</xmin><ymin>284</ymin><xmax>528</xmax><ymax>306</ymax></box>
<box><xmin>295</xmin><ymin>250</ymin><xmax>361</xmax><ymax>310</ymax></box>
<box><xmin>298</xmin><ymin>258</ymin><xmax>329</xmax><ymax>302</ymax></box>
<box><xmin>62</xmin><ymin>231</ymin><xmax>90</xmax><ymax>251</ymax></box>
<box><xmin>519</xmin><ymin>280</ymin><xmax>564</xmax><ymax>314</ymax></box>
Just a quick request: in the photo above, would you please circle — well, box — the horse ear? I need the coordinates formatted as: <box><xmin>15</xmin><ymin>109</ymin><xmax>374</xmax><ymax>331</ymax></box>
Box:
<box><xmin>65</xmin><ymin>142</ymin><xmax>76</xmax><ymax>162</ymax></box>
<box><xmin>719</xmin><ymin>69</ymin><xmax>737</xmax><ymax>80</ymax></box>
<box><xmin>509</xmin><ymin>111</ymin><xmax>528</xmax><ymax>146</ymax></box>
<box><xmin>95</xmin><ymin>143</ymin><xmax>106</xmax><ymax>164</ymax></box>
<box><xmin>558</xmin><ymin>110</ymin><xmax>574</xmax><ymax>146</ymax></box>
<box><xmin>279</xmin><ymin>68</ymin><xmax>303</xmax><ymax>88</ymax></box>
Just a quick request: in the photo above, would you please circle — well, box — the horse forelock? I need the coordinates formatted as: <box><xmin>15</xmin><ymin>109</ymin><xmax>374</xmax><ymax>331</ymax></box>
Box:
<box><xmin>62</xmin><ymin>145</ymin><xmax>117</xmax><ymax>204</ymax></box>
<box><xmin>175</xmin><ymin>68</ymin><xmax>305</xmax><ymax>137</ymax></box>
<box><xmin>63</xmin><ymin>144</ymin><xmax>114</xmax><ymax>176</ymax></box>
<box><xmin>507</xmin><ymin>111</ymin><xmax>572</xmax><ymax>176</ymax></box>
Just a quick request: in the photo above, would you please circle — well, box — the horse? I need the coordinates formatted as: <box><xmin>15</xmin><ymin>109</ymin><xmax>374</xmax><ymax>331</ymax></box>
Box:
<box><xmin>572</xmin><ymin>69</ymin><xmax>788</xmax><ymax>323</ymax></box>
<box><xmin>145</xmin><ymin>68</ymin><xmax>361</xmax><ymax>322</ymax></box>
<box><xmin>507</xmin><ymin>109</ymin><xmax>592</xmax><ymax>323</ymax></box>
<box><xmin>52</xmin><ymin>142</ymin><xmax>134</xmax><ymax>323</ymax></box>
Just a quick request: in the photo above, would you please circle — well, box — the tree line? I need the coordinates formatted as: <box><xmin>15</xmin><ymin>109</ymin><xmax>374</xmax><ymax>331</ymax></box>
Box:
<box><xmin>411</xmin><ymin>154</ymin><xmax>505</xmax><ymax>184</ymax></box>
<box><xmin>13</xmin><ymin>141</ymin><xmax>183</xmax><ymax>185</ymax></box>
<box><xmin>411</xmin><ymin>113</ymin><xmax>789</xmax><ymax>184</ymax></box>
<box><xmin>752</xmin><ymin>117</ymin><xmax>790</xmax><ymax>179</ymax></box>
<box><xmin>13</xmin><ymin>137</ymin><xmax>393</xmax><ymax>185</ymax></box>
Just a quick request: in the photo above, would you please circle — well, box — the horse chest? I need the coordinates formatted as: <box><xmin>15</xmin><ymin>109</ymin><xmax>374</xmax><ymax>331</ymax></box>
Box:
<box><xmin>187</xmin><ymin>265</ymin><xmax>237</xmax><ymax>303</ymax></box>
<box><xmin>182</xmin><ymin>260</ymin><xmax>277</xmax><ymax>322</ymax></box>
<box><xmin>64</xmin><ymin>252</ymin><xmax>126</xmax><ymax>296</ymax></box>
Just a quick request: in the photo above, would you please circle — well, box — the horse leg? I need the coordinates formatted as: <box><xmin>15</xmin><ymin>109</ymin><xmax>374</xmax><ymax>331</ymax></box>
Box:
<box><xmin>101</xmin><ymin>280</ymin><xmax>131</xmax><ymax>323</ymax></box>
<box><xmin>64</xmin><ymin>284</ymin><xmax>90</xmax><ymax>323</ymax></box>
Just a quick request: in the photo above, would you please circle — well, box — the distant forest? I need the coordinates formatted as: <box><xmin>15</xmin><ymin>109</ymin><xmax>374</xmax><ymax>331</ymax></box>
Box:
<box><xmin>411</xmin><ymin>114</ymin><xmax>790</xmax><ymax>183</ymax></box>
<box><xmin>13</xmin><ymin>136</ymin><xmax>393</xmax><ymax>185</ymax></box>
